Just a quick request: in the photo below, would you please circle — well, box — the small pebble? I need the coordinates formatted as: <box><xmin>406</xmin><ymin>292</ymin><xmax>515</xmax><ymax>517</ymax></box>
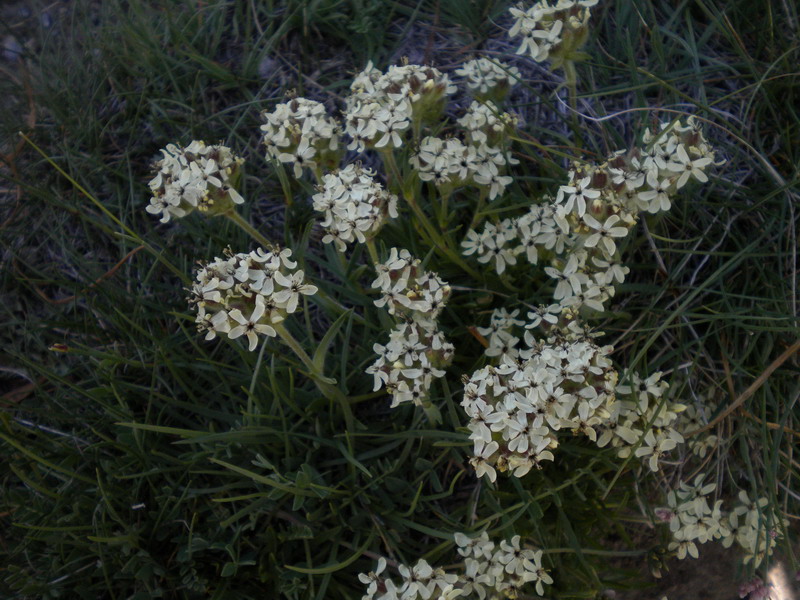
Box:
<box><xmin>258</xmin><ymin>55</ymin><xmax>279</xmax><ymax>80</ymax></box>
<box><xmin>2</xmin><ymin>35</ymin><xmax>22</xmax><ymax>62</ymax></box>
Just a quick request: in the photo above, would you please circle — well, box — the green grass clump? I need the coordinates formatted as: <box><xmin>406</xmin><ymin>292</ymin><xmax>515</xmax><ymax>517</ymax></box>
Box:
<box><xmin>1</xmin><ymin>1</ymin><xmax>798</xmax><ymax>599</ymax></box>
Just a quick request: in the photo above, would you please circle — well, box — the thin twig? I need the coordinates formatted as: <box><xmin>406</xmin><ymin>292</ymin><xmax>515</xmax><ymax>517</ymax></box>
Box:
<box><xmin>687</xmin><ymin>339</ymin><xmax>800</xmax><ymax>437</ymax></box>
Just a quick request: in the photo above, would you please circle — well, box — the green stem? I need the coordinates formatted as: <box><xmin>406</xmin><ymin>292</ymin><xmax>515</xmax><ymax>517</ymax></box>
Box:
<box><xmin>380</xmin><ymin>150</ymin><xmax>482</xmax><ymax>280</ymax></box>
<box><xmin>273</xmin><ymin>322</ymin><xmax>355</xmax><ymax>431</ymax></box>
<box><xmin>469</xmin><ymin>188</ymin><xmax>488</xmax><ymax>231</ymax></box>
<box><xmin>563</xmin><ymin>60</ymin><xmax>583</xmax><ymax>146</ymax></box>
<box><xmin>225</xmin><ymin>210</ymin><xmax>274</xmax><ymax>250</ymax></box>
<box><xmin>365</xmin><ymin>239</ymin><xmax>380</xmax><ymax>266</ymax></box>
<box><xmin>379</xmin><ymin>149</ymin><xmax>403</xmax><ymax>194</ymax></box>
<box><xmin>438</xmin><ymin>189</ymin><xmax>451</xmax><ymax>230</ymax></box>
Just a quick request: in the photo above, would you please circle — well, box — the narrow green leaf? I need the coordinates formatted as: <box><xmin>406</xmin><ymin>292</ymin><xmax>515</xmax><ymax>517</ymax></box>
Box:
<box><xmin>313</xmin><ymin>309</ymin><xmax>353</xmax><ymax>373</ymax></box>
<box><xmin>285</xmin><ymin>531</ymin><xmax>375</xmax><ymax>574</ymax></box>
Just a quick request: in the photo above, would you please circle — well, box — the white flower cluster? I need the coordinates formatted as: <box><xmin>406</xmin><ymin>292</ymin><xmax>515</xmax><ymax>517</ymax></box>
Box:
<box><xmin>723</xmin><ymin>491</ymin><xmax>787</xmax><ymax>567</ymax></box>
<box><xmin>312</xmin><ymin>163</ymin><xmax>399</xmax><ymax>251</ymax></box>
<box><xmin>657</xmin><ymin>480</ymin><xmax>787</xmax><ymax>568</ymax></box>
<box><xmin>456</xmin><ymin>101</ymin><xmax>519</xmax><ymax>147</ymax></box>
<box><xmin>458</xmin><ymin>118</ymin><xmax>722</xmax><ymax>479</ymax></box>
<box><xmin>462</xmin><ymin>202</ymin><xmax>569</xmax><ymax>275</ymax></box>
<box><xmin>469</xmin><ymin>308</ymin><xmax>687</xmax><ymax>475</ymax></box>
<box><xmin>344</xmin><ymin>62</ymin><xmax>456</xmax><ymax>152</ymax></box>
<box><xmin>612</xmin><ymin>370</ymin><xmax>685</xmax><ymax>472</ymax></box>
<box><xmin>410</xmin><ymin>135</ymin><xmax>516</xmax><ymax>200</ymax></box>
<box><xmin>454</xmin><ymin>532</ymin><xmax>553</xmax><ymax>598</ymax></box>
<box><xmin>146</xmin><ymin>140</ymin><xmax>244</xmax><ymax>223</ymax></box>
<box><xmin>188</xmin><ymin>247</ymin><xmax>317</xmax><ymax>351</ymax></box>
<box><xmin>675</xmin><ymin>400</ymin><xmax>718</xmax><ymax>458</ymax></box>
<box><xmin>659</xmin><ymin>474</ymin><xmax>724</xmax><ymax>560</ymax></box>
<box><xmin>509</xmin><ymin>0</ymin><xmax>598</xmax><ymax>65</ymax></box>
<box><xmin>260</xmin><ymin>97</ymin><xmax>342</xmax><ymax>178</ymax></box>
<box><xmin>462</xmin><ymin>117</ymin><xmax>720</xmax><ymax>317</ymax></box>
<box><xmin>454</xmin><ymin>58</ymin><xmax>520</xmax><ymax>98</ymax></box>
<box><xmin>462</xmin><ymin>317</ymin><xmax>618</xmax><ymax>481</ymax></box>
<box><xmin>357</xmin><ymin>533</ymin><xmax>553</xmax><ymax>600</ymax></box>
<box><xmin>366</xmin><ymin>249</ymin><xmax>454</xmax><ymax>408</ymax></box>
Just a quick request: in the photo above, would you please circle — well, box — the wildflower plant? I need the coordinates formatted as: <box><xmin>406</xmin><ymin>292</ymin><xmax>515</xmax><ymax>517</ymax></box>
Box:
<box><xmin>6</xmin><ymin>1</ymin><xmax>798</xmax><ymax>599</ymax></box>
<box><xmin>135</xmin><ymin>8</ymin><xmax>789</xmax><ymax>594</ymax></box>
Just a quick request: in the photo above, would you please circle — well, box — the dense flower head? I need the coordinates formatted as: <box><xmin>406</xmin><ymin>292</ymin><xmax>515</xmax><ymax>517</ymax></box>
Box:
<box><xmin>312</xmin><ymin>163</ymin><xmax>398</xmax><ymax>251</ymax></box>
<box><xmin>656</xmin><ymin>475</ymin><xmax>787</xmax><ymax>567</ymax></box>
<box><xmin>371</xmin><ymin>248</ymin><xmax>451</xmax><ymax>323</ymax></box>
<box><xmin>344</xmin><ymin>62</ymin><xmax>457</xmax><ymax>152</ymax></box>
<box><xmin>462</xmin><ymin>318</ymin><xmax>618</xmax><ymax>481</ymax></box>
<box><xmin>659</xmin><ymin>473</ymin><xmax>725</xmax><ymax>560</ymax></box>
<box><xmin>509</xmin><ymin>0</ymin><xmax>598</xmax><ymax>67</ymax></box>
<box><xmin>260</xmin><ymin>96</ymin><xmax>342</xmax><ymax>177</ymax></box>
<box><xmin>455</xmin><ymin>57</ymin><xmax>521</xmax><ymax>99</ymax></box>
<box><xmin>410</xmin><ymin>136</ymin><xmax>516</xmax><ymax>200</ymax></box>
<box><xmin>466</xmin><ymin>306</ymin><xmax>689</xmax><ymax>477</ymax></box>
<box><xmin>457</xmin><ymin>100</ymin><xmax>519</xmax><ymax>147</ymax></box>
<box><xmin>188</xmin><ymin>247</ymin><xmax>317</xmax><ymax>351</ymax></box>
<box><xmin>146</xmin><ymin>140</ymin><xmax>245</xmax><ymax>223</ymax></box>
<box><xmin>461</xmin><ymin>117</ymin><xmax>721</xmax><ymax>325</ymax></box>
<box><xmin>358</xmin><ymin>533</ymin><xmax>553</xmax><ymax>600</ymax></box>
<box><xmin>365</xmin><ymin>321</ymin><xmax>454</xmax><ymax>408</ymax></box>
<box><xmin>368</xmin><ymin>248</ymin><xmax>453</xmax><ymax>408</ymax></box>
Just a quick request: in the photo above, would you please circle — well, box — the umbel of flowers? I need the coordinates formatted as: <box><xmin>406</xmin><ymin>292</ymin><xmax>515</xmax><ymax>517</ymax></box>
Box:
<box><xmin>311</xmin><ymin>163</ymin><xmax>398</xmax><ymax>251</ymax></box>
<box><xmin>462</xmin><ymin>116</ymin><xmax>720</xmax><ymax>280</ymax></box>
<box><xmin>188</xmin><ymin>246</ymin><xmax>317</xmax><ymax>351</ymax></box>
<box><xmin>455</xmin><ymin>57</ymin><xmax>521</xmax><ymax>102</ymax></box>
<box><xmin>458</xmin><ymin>116</ymin><xmax>720</xmax><ymax>482</ymax></box>
<box><xmin>359</xmin><ymin>532</ymin><xmax>553</xmax><ymax>600</ymax></box>
<box><xmin>146</xmin><ymin>141</ymin><xmax>245</xmax><ymax>223</ymax></box>
<box><xmin>343</xmin><ymin>61</ymin><xmax>456</xmax><ymax>151</ymax></box>
<box><xmin>260</xmin><ymin>96</ymin><xmax>342</xmax><ymax>178</ymax></box>
<box><xmin>366</xmin><ymin>249</ymin><xmax>454</xmax><ymax>410</ymax></box>
<box><xmin>509</xmin><ymin>0</ymin><xmax>599</xmax><ymax>68</ymax></box>
<box><xmin>656</xmin><ymin>477</ymin><xmax>788</xmax><ymax>568</ymax></box>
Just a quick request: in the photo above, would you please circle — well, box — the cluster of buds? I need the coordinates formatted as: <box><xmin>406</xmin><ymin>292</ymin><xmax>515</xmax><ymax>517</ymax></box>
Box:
<box><xmin>344</xmin><ymin>62</ymin><xmax>457</xmax><ymax>152</ymax></box>
<box><xmin>508</xmin><ymin>0</ymin><xmax>598</xmax><ymax>68</ymax></box>
<box><xmin>357</xmin><ymin>533</ymin><xmax>553</xmax><ymax>600</ymax></box>
<box><xmin>188</xmin><ymin>247</ymin><xmax>317</xmax><ymax>351</ymax></box>
<box><xmin>410</xmin><ymin>135</ymin><xmax>517</xmax><ymax>200</ymax></box>
<box><xmin>366</xmin><ymin>248</ymin><xmax>453</xmax><ymax>408</ymax></box>
<box><xmin>312</xmin><ymin>163</ymin><xmax>398</xmax><ymax>251</ymax></box>
<box><xmin>146</xmin><ymin>141</ymin><xmax>244</xmax><ymax>223</ymax></box>
<box><xmin>260</xmin><ymin>97</ymin><xmax>342</xmax><ymax>178</ymax></box>
<box><xmin>454</xmin><ymin>57</ymin><xmax>520</xmax><ymax>101</ymax></box>
<box><xmin>463</xmin><ymin>313</ymin><xmax>618</xmax><ymax>481</ymax></box>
